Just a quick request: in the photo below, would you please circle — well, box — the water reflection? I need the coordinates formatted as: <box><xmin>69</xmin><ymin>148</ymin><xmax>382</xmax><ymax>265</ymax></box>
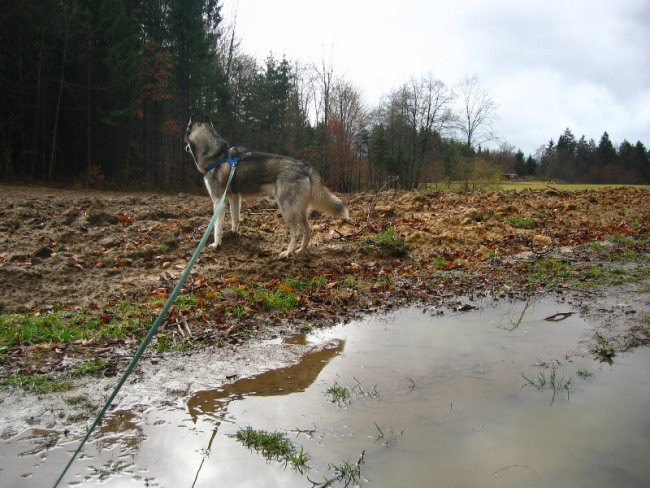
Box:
<box><xmin>187</xmin><ymin>339</ymin><xmax>345</xmax><ymax>422</ymax></box>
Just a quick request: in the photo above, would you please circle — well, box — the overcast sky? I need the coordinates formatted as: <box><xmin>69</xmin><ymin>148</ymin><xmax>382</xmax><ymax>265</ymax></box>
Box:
<box><xmin>221</xmin><ymin>0</ymin><xmax>649</xmax><ymax>156</ymax></box>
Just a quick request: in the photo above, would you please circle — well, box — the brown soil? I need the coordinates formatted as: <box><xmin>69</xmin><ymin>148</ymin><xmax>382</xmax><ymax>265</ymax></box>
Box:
<box><xmin>0</xmin><ymin>184</ymin><xmax>649</xmax><ymax>376</ymax></box>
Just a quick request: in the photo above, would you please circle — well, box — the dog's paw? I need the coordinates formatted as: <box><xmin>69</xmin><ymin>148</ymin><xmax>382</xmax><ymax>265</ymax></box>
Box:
<box><xmin>278</xmin><ymin>250</ymin><xmax>291</xmax><ymax>259</ymax></box>
<box><xmin>209</xmin><ymin>242</ymin><xmax>221</xmax><ymax>249</ymax></box>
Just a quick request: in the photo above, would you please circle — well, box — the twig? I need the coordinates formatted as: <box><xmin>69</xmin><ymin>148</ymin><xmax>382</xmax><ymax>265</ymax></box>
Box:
<box><xmin>366</xmin><ymin>176</ymin><xmax>399</xmax><ymax>223</ymax></box>
<box><xmin>493</xmin><ymin>464</ymin><xmax>538</xmax><ymax>476</ymax></box>
<box><xmin>504</xmin><ymin>301</ymin><xmax>530</xmax><ymax>331</ymax></box>
<box><xmin>544</xmin><ymin>312</ymin><xmax>573</xmax><ymax>322</ymax></box>
<box><xmin>288</xmin><ymin>425</ymin><xmax>317</xmax><ymax>437</ymax></box>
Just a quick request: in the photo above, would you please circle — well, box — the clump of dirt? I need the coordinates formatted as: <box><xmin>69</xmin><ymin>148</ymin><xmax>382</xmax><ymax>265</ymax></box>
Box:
<box><xmin>0</xmin><ymin>184</ymin><xmax>648</xmax><ymax>378</ymax></box>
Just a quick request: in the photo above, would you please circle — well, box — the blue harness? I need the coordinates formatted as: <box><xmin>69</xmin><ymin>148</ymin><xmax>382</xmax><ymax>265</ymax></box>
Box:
<box><xmin>205</xmin><ymin>155</ymin><xmax>242</xmax><ymax>193</ymax></box>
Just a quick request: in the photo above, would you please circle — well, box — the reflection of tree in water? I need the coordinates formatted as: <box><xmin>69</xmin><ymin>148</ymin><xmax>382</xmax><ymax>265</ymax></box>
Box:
<box><xmin>97</xmin><ymin>410</ymin><xmax>144</xmax><ymax>451</ymax></box>
<box><xmin>82</xmin><ymin>410</ymin><xmax>149</xmax><ymax>484</ymax></box>
<box><xmin>97</xmin><ymin>410</ymin><xmax>144</xmax><ymax>454</ymax></box>
<box><xmin>187</xmin><ymin>340</ymin><xmax>345</xmax><ymax>422</ymax></box>
<box><xmin>188</xmin><ymin>340</ymin><xmax>345</xmax><ymax>487</ymax></box>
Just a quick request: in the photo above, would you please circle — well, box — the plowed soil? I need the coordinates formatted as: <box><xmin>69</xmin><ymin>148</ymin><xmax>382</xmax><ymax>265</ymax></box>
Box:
<box><xmin>0</xmin><ymin>184</ymin><xmax>649</xmax><ymax>375</ymax></box>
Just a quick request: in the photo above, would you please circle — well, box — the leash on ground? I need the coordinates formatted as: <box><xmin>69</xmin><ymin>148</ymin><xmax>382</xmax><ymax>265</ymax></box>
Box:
<box><xmin>53</xmin><ymin>163</ymin><xmax>237</xmax><ymax>488</ymax></box>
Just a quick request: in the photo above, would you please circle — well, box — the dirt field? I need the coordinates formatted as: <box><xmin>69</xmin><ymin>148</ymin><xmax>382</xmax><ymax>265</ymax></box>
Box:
<box><xmin>0</xmin><ymin>182</ymin><xmax>649</xmax><ymax>437</ymax></box>
<box><xmin>0</xmin><ymin>184</ymin><xmax>647</xmax><ymax>366</ymax></box>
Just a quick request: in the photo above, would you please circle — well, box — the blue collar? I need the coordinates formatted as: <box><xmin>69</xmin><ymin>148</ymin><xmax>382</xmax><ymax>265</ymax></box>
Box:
<box><xmin>204</xmin><ymin>155</ymin><xmax>241</xmax><ymax>174</ymax></box>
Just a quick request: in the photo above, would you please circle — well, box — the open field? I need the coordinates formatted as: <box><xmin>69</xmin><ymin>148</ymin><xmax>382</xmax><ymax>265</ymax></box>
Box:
<box><xmin>498</xmin><ymin>181</ymin><xmax>650</xmax><ymax>191</ymax></box>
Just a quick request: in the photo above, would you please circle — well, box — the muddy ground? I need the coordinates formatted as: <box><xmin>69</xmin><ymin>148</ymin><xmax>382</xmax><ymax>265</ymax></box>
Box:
<box><xmin>0</xmin><ymin>183</ymin><xmax>649</xmax><ymax>435</ymax></box>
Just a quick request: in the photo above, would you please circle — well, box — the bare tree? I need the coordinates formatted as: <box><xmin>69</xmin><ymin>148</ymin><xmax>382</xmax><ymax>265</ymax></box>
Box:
<box><xmin>373</xmin><ymin>75</ymin><xmax>454</xmax><ymax>188</ymax></box>
<box><xmin>455</xmin><ymin>75</ymin><xmax>498</xmax><ymax>149</ymax></box>
<box><xmin>329</xmin><ymin>79</ymin><xmax>367</xmax><ymax>191</ymax></box>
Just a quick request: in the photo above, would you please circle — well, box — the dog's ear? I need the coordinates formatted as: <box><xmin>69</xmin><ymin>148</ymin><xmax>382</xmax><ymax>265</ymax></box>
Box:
<box><xmin>186</xmin><ymin>114</ymin><xmax>193</xmax><ymax>131</ymax></box>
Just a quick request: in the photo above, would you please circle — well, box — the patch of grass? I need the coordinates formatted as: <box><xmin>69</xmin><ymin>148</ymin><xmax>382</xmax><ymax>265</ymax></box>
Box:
<box><xmin>521</xmin><ymin>367</ymin><xmax>573</xmax><ymax>406</ymax></box>
<box><xmin>593</xmin><ymin>333</ymin><xmax>616</xmax><ymax>364</ymax></box>
<box><xmin>326</xmin><ymin>383</ymin><xmax>352</xmax><ymax>405</ymax></box>
<box><xmin>341</xmin><ymin>274</ymin><xmax>363</xmax><ymax>290</ymax></box>
<box><xmin>233</xmin><ymin>427</ymin><xmax>310</xmax><ymax>473</ymax></box>
<box><xmin>505</xmin><ymin>214</ymin><xmax>538</xmax><ymax>229</ymax></box>
<box><xmin>236</xmin><ymin>285</ymin><xmax>299</xmax><ymax>311</ymax></box>
<box><xmin>610</xmin><ymin>234</ymin><xmax>636</xmax><ymax>247</ymax></box>
<box><xmin>576</xmin><ymin>368</ymin><xmax>593</xmax><ymax>379</ymax></box>
<box><xmin>373</xmin><ymin>277</ymin><xmax>393</xmax><ymax>289</ymax></box>
<box><xmin>582</xmin><ymin>265</ymin><xmax>605</xmax><ymax>279</ymax></box>
<box><xmin>156</xmin><ymin>334</ymin><xmax>173</xmax><ymax>353</ymax></box>
<box><xmin>229</xmin><ymin>305</ymin><xmax>249</xmax><ymax>319</ymax></box>
<box><xmin>364</xmin><ymin>227</ymin><xmax>409</xmax><ymax>257</ymax></box>
<box><xmin>71</xmin><ymin>359</ymin><xmax>110</xmax><ymax>377</ymax></box>
<box><xmin>158</xmin><ymin>239</ymin><xmax>177</xmax><ymax>252</ymax></box>
<box><xmin>258</xmin><ymin>289</ymin><xmax>298</xmax><ymax>311</ymax></box>
<box><xmin>0</xmin><ymin>373</ymin><xmax>73</xmax><ymax>394</ymax></box>
<box><xmin>587</xmin><ymin>241</ymin><xmax>608</xmax><ymax>252</ymax></box>
<box><xmin>65</xmin><ymin>394</ymin><xmax>94</xmax><ymax>408</ymax></box>
<box><xmin>282</xmin><ymin>275</ymin><xmax>327</xmax><ymax>291</ymax></box>
<box><xmin>0</xmin><ymin>306</ymin><xmax>153</xmax><ymax>348</ymax></box>
<box><xmin>328</xmin><ymin>451</ymin><xmax>365</xmax><ymax>487</ymax></box>
<box><xmin>95</xmin><ymin>318</ymin><xmax>142</xmax><ymax>339</ymax></box>
<box><xmin>174</xmin><ymin>294</ymin><xmax>200</xmax><ymax>310</ymax></box>
<box><xmin>499</xmin><ymin>182</ymin><xmax>650</xmax><ymax>191</ymax></box>
<box><xmin>0</xmin><ymin>312</ymin><xmax>87</xmax><ymax>347</ymax></box>
<box><xmin>523</xmin><ymin>258</ymin><xmax>574</xmax><ymax>288</ymax></box>
<box><xmin>65</xmin><ymin>394</ymin><xmax>96</xmax><ymax>422</ymax></box>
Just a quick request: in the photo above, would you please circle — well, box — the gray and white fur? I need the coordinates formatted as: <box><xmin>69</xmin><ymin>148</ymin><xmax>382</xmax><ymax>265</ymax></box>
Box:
<box><xmin>185</xmin><ymin>121</ymin><xmax>349</xmax><ymax>258</ymax></box>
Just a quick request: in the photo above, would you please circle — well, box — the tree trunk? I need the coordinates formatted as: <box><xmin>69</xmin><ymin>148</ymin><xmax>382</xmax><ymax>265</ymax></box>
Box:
<box><xmin>48</xmin><ymin>1</ymin><xmax>74</xmax><ymax>181</ymax></box>
<box><xmin>85</xmin><ymin>28</ymin><xmax>93</xmax><ymax>186</ymax></box>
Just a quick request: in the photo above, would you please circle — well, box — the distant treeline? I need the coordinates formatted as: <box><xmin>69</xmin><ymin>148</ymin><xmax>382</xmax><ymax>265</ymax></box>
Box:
<box><xmin>1</xmin><ymin>1</ymin><xmax>648</xmax><ymax>191</ymax></box>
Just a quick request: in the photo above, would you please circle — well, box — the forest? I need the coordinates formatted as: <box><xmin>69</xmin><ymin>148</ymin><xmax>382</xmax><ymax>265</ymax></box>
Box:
<box><xmin>1</xmin><ymin>0</ymin><xmax>648</xmax><ymax>192</ymax></box>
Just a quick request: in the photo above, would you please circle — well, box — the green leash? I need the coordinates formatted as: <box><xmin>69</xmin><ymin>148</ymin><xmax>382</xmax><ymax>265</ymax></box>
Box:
<box><xmin>53</xmin><ymin>165</ymin><xmax>237</xmax><ymax>487</ymax></box>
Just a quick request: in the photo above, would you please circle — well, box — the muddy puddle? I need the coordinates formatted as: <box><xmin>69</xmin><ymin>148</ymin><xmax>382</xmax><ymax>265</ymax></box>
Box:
<box><xmin>2</xmin><ymin>298</ymin><xmax>649</xmax><ymax>487</ymax></box>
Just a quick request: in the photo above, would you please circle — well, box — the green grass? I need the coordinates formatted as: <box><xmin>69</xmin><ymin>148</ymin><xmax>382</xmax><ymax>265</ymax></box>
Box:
<box><xmin>328</xmin><ymin>452</ymin><xmax>365</xmax><ymax>487</ymax></box>
<box><xmin>0</xmin><ymin>305</ymin><xmax>152</xmax><ymax>348</ymax></box>
<box><xmin>71</xmin><ymin>359</ymin><xmax>110</xmax><ymax>377</ymax></box>
<box><xmin>364</xmin><ymin>227</ymin><xmax>409</xmax><ymax>257</ymax></box>
<box><xmin>158</xmin><ymin>239</ymin><xmax>177</xmax><ymax>252</ymax></box>
<box><xmin>0</xmin><ymin>373</ymin><xmax>73</xmax><ymax>394</ymax></box>
<box><xmin>174</xmin><ymin>294</ymin><xmax>200</xmax><ymax>309</ymax></box>
<box><xmin>228</xmin><ymin>305</ymin><xmax>249</xmax><ymax>319</ymax></box>
<box><xmin>282</xmin><ymin>275</ymin><xmax>327</xmax><ymax>291</ymax></box>
<box><xmin>505</xmin><ymin>215</ymin><xmax>538</xmax><ymax>229</ymax></box>
<box><xmin>499</xmin><ymin>182</ymin><xmax>650</xmax><ymax>191</ymax></box>
<box><xmin>593</xmin><ymin>334</ymin><xmax>616</xmax><ymax>363</ymax></box>
<box><xmin>325</xmin><ymin>383</ymin><xmax>351</xmax><ymax>405</ymax></box>
<box><xmin>0</xmin><ymin>313</ymin><xmax>87</xmax><ymax>347</ymax></box>
<box><xmin>521</xmin><ymin>367</ymin><xmax>573</xmax><ymax>406</ymax></box>
<box><xmin>576</xmin><ymin>368</ymin><xmax>593</xmax><ymax>379</ymax></box>
<box><xmin>64</xmin><ymin>394</ymin><xmax>97</xmax><ymax>422</ymax></box>
<box><xmin>233</xmin><ymin>427</ymin><xmax>310</xmax><ymax>473</ymax></box>
<box><xmin>258</xmin><ymin>289</ymin><xmax>298</xmax><ymax>310</ymax></box>
<box><xmin>234</xmin><ymin>286</ymin><xmax>299</xmax><ymax>311</ymax></box>
<box><xmin>522</xmin><ymin>258</ymin><xmax>574</xmax><ymax>288</ymax></box>
<box><xmin>341</xmin><ymin>274</ymin><xmax>363</xmax><ymax>290</ymax></box>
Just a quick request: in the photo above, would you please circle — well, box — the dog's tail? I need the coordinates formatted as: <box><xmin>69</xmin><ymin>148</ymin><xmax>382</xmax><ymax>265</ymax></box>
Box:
<box><xmin>309</xmin><ymin>169</ymin><xmax>350</xmax><ymax>220</ymax></box>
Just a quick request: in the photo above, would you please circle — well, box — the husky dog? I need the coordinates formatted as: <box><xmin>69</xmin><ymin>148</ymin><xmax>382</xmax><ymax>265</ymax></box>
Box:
<box><xmin>185</xmin><ymin>121</ymin><xmax>349</xmax><ymax>258</ymax></box>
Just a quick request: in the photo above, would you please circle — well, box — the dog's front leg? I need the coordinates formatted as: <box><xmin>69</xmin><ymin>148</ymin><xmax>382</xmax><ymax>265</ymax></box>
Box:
<box><xmin>229</xmin><ymin>194</ymin><xmax>241</xmax><ymax>233</ymax></box>
<box><xmin>210</xmin><ymin>197</ymin><xmax>227</xmax><ymax>248</ymax></box>
<box><xmin>204</xmin><ymin>176</ymin><xmax>226</xmax><ymax>249</ymax></box>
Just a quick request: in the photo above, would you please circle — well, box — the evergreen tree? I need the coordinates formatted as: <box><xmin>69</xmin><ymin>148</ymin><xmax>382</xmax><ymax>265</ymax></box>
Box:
<box><xmin>514</xmin><ymin>150</ymin><xmax>526</xmax><ymax>175</ymax></box>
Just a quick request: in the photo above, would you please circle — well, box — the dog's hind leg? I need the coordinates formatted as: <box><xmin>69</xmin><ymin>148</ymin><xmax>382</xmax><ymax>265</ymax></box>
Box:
<box><xmin>229</xmin><ymin>193</ymin><xmax>241</xmax><ymax>233</ymax></box>
<box><xmin>295</xmin><ymin>215</ymin><xmax>311</xmax><ymax>254</ymax></box>
<box><xmin>279</xmin><ymin>218</ymin><xmax>300</xmax><ymax>259</ymax></box>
